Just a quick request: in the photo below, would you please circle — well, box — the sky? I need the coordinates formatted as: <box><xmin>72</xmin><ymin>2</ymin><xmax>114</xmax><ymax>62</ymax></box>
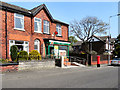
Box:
<box><xmin>4</xmin><ymin>2</ymin><xmax>119</xmax><ymax>39</ymax></box>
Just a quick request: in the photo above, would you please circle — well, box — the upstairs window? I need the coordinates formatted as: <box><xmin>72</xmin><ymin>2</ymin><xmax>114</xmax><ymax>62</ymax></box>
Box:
<box><xmin>43</xmin><ymin>20</ymin><xmax>49</xmax><ymax>34</ymax></box>
<box><xmin>56</xmin><ymin>24</ymin><xmax>62</xmax><ymax>36</ymax></box>
<box><xmin>34</xmin><ymin>18</ymin><xmax>42</xmax><ymax>33</ymax></box>
<box><xmin>14</xmin><ymin>13</ymin><xmax>24</xmax><ymax>30</ymax></box>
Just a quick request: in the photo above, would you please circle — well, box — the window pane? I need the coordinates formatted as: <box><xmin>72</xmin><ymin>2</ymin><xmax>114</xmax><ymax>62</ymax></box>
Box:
<box><xmin>15</xmin><ymin>13</ymin><xmax>23</xmax><ymax>18</ymax></box>
<box><xmin>47</xmin><ymin>25</ymin><xmax>49</xmax><ymax>33</ymax></box>
<box><xmin>10</xmin><ymin>40</ymin><xmax>13</xmax><ymax>43</ymax></box>
<box><xmin>44</xmin><ymin>20</ymin><xmax>49</xmax><ymax>33</ymax></box>
<box><xmin>34</xmin><ymin>18</ymin><xmax>41</xmax><ymax>32</ymax></box>
<box><xmin>34</xmin><ymin>22</ymin><xmax>38</xmax><ymax>31</ymax></box>
<box><xmin>38</xmin><ymin>22</ymin><xmax>41</xmax><ymax>32</ymax></box>
<box><xmin>34</xmin><ymin>45</ymin><xmax>38</xmax><ymax>49</ymax></box>
<box><xmin>56</xmin><ymin>24</ymin><xmax>61</xmax><ymax>36</ymax></box>
<box><xmin>35</xmin><ymin>18</ymin><xmax>40</xmax><ymax>22</ymax></box>
<box><xmin>59</xmin><ymin>29</ymin><xmax>61</xmax><ymax>35</ymax></box>
<box><xmin>15</xmin><ymin>18</ymin><xmax>24</xmax><ymax>29</ymax></box>
<box><xmin>56</xmin><ymin>28</ymin><xmax>58</xmax><ymax>33</ymax></box>
<box><xmin>25</xmin><ymin>42</ymin><xmax>28</xmax><ymax>44</ymax></box>
<box><xmin>15</xmin><ymin>41</ymin><xmax>24</xmax><ymax>44</ymax></box>
<box><xmin>44</xmin><ymin>24</ymin><xmax>46</xmax><ymax>33</ymax></box>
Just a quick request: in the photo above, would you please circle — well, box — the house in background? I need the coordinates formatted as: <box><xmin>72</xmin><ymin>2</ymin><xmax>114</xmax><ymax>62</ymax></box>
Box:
<box><xmin>72</xmin><ymin>41</ymin><xmax>83</xmax><ymax>54</ymax></box>
<box><xmin>72</xmin><ymin>35</ymin><xmax>116</xmax><ymax>55</ymax></box>
<box><xmin>0</xmin><ymin>1</ymin><xmax>70</xmax><ymax>59</ymax></box>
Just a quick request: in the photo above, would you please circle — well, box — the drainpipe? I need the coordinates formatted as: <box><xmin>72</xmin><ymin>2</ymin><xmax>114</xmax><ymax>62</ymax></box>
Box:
<box><xmin>68</xmin><ymin>26</ymin><xmax>69</xmax><ymax>41</ymax></box>
<box><xmin>5</xmin><ymin>8</ymin><xmax>8</xmax><ymax>59</ymax></box>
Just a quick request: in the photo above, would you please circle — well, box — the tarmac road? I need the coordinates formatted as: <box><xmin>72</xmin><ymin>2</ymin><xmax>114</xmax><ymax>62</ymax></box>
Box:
<box><xmin>1</xmin><ymin>66</ymin><xmax>119</xmax><ymax>88</ymax></box>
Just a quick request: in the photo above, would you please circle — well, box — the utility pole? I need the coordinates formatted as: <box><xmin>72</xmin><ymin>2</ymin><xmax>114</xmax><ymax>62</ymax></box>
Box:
<box><xmin>108</xmin><ymin>14</ymin><xmax>120</xmax><ymax>65</ymax></box>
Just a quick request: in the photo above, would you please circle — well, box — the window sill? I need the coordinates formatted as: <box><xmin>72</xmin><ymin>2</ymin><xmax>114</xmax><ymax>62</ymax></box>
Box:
<box><xmin>43</xmin><ymin>33</ymin><xmax>51</xmax><ymax>35</ymax></box>
<box><xmin>14</xmin><ymin>28</ymin><xmax>25</xmax><ymax>31</ymax></box>
<box><xmin>34</xmin><ymin>31</ymin><xmax>42</xmax><ymax>34</ymax></box>
<box><xmin>56</xmin><ymin>35</ymin><xmax>62</xmax><ymax>37</ymax></box>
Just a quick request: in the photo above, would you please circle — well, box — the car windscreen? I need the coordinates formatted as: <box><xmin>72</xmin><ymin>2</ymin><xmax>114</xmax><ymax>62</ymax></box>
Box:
<box><xmin>113</xmin><ymin>58</ymin><xmax>120</xmax><ymax>60</ymax></box>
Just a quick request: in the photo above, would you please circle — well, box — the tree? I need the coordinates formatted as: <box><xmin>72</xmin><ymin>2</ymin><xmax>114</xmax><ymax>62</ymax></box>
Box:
<box><xmin>70</xmin><ymin>16</ymin><xmax>109</xmax><ymax>54</ymax></box>
<box><xmin>113</xmin><ymin>34</ymin><xmax>120</xmax><ymax>58</ymax></box>
<box><xmin>70</xmin><ymin>16</ymin><xmax>109</xmax><ymax>42</ymax></box>
<box><xmin>69</xmin><ymin>36</ymin><xmax>78</xmax><ymax>46</ymax></box>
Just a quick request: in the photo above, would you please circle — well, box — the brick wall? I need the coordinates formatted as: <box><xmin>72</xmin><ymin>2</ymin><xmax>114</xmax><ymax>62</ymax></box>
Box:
<box><xmin>0</xmin><ymin>65</ymin><xmax>18</xmax><ymax>72</ymax></box>
<box><xmin>1</xmin><ymin>8</ymin><xmax>69</xmax><ymax>59</ymax></box>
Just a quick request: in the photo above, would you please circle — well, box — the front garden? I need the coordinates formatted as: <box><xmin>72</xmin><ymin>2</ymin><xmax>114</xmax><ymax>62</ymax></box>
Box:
<box><xmin>0</xmin><ymin>45</ymin><xmax>56</xmax><ymax>72</ymax></box>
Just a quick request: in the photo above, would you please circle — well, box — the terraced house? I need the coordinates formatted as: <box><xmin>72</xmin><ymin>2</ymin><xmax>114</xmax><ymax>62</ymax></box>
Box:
<box><xmin>0</xmin><ymin>1</ymin><xmax>70</xmax><ymax>59</ymax></box>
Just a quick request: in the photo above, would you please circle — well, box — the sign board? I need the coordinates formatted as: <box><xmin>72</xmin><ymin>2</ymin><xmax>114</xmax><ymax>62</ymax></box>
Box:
<box><xmin>54</xmin><ymin>46</ymin><xmax>58</xmax><ymax>56</ymax></box>
<box><xmin>59</xmin><ymin>50</ymin><xmax>66</xmax><ymax>57</ymax></box>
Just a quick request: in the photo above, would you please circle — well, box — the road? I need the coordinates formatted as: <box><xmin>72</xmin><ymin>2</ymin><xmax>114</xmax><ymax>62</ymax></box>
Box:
<box><xmin>1</xmin><ymin>66</ymin><xmax>119</xmax><ymax>88</ymax></box>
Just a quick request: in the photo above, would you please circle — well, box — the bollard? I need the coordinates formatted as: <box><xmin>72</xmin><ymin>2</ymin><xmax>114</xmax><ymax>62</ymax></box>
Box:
<box><xmin>97</xmin><ymin>55</ymin><xmax>100</xmax><ymax>67</ymax></box>
<box><xmin>61</xmin><ymin>56</ymin><xmax>64</xmax><ymax>68</ymax></box>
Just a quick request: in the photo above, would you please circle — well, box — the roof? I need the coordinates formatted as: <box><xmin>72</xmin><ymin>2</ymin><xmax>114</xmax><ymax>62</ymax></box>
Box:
<box><xmin>97</xmin><ymin>36</ymin><xmax>109</xmax><ymax>41</ymax></box>
<box><xmin>110</xmin><ymin>38</ymin><xmax>116</xmax><ymax>43</ymax></box>
<box><xmin>54</xmin><ymin>19</ymin><xmax>69</xmax><ymax>26</ymax></box>
<box><xmin>92</xmin><ymin>35</ymin><xmax>116</xmax><ymax>43</ymax></box>
<box><xmin>0</xmin><ymin>1</ymin><xmax>30</xmax><ymax>15</ymax></box>
<box><xmin>73</xmin><ymin>41</ymin><xmax>83</xmax><ymax>46</ymax></box>
<box><xmin>0</xmin><ymin>1</ymin><xmax>69</xmax><ymax>26</ymax></box>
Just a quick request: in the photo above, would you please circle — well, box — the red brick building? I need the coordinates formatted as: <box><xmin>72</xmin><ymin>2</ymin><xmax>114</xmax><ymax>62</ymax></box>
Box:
<box><xmin>0</xmin><ymin>1</ymin><xmax>70</xmax><ymax>59</ymax></box>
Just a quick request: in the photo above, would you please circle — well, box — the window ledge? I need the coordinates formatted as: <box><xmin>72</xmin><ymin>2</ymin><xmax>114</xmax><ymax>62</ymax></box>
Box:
<box><xmin>34</xmin><ymin>31</ymin><xmax>42</xmax><ymax>34</ymax></box>
<box><xmin>43</xmin><ymin>33</ymin><xmax>51</xmax><ymax>35</ymax></box>
<box><xmin>14</xmin><ymin>28</ymin><xmax>25</xmax><ymax>31</ymax></box>
<box><xmin>56</xmin><ymin>35</ymin><xmax>62</xmax><ymax>37</ymax></box>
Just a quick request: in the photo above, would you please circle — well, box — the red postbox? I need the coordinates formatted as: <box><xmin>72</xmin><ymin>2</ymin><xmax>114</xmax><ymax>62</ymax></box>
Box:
<box><xmin>97</xmin><ymin>55</ymin><xmax>100</xmax><ymax>67</ymax></box>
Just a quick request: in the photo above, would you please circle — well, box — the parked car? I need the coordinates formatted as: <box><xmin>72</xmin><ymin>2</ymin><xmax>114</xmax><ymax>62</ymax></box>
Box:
<box><xmin>111</xmin><ymin>58</ymin><xmax>120</xmax><ymax>66</ymax></box>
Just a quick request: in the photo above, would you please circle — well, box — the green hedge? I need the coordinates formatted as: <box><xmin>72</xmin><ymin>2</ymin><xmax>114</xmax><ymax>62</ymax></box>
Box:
<box><xmin>10</xmin><ymin>45</ymin><xmax>18</xmax><ymax>61</ymax></box>
<box><xmin>18</xmin><ymin>51</ymin><xmax>29</xmax><ymax>61</ymax></box>
<box><xmin>29</xmin><ymin>50</ymin><xmax>41</xmax><ymax>60</ymax></box>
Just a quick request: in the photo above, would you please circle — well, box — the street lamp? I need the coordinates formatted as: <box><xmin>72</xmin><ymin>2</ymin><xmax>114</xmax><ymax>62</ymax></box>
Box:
<box><xmin>108</xmin><ymin>14</ymin><xmax>120</xmax><ymax>65</ymax></box>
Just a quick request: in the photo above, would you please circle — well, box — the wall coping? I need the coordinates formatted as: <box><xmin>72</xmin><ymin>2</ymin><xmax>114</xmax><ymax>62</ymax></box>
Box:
<box><xmin>0</xmin><ymin>63</ymin><xmax>19</xmax><ymax>66</ymax></box>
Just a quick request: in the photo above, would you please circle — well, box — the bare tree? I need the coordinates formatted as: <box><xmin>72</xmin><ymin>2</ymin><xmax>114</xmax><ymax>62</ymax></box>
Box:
<box><xmin>70</xmin><ymin>16</ymin><xmax>109</xmax><ymax>42</ymax></box>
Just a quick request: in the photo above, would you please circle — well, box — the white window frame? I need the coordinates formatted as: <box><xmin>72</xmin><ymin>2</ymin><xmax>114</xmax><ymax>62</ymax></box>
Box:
<box><xmin>9</xmin><ymin>40</ymin><xmax>29</xmax><ymax>55</ymax></box>
<box><xmin>34</xmin><ymin>39</ymin><xmax>40</xmax><ymax>53</ymax></box>
<box><xmin>14</xmin><ymin>13</ymin><xmax>25</xmax><ymax>31</ymax></box>
<box><xmin>43</xmin><ymin>20</ymin><xmax>50</xmax><ymax>34</ymax></box>
<box><xmin>34</xmin><ymin>17</ymin><xmax>42</xmax><ymax>33</ymax></box>
<box><xmin>56</xmin><ymin>24</ymin><xmax>62</xmax><ymax>36</ymax></box>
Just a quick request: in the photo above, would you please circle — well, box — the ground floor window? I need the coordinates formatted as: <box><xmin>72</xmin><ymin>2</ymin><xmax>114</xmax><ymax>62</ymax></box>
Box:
<box><xmin>34</xmin><ymin>39</ymin><xmax>40</xmax><ymax>53</ymax></box>
<box><xmin>9</xmin><ymin>40</ymin><xmax>29</xmax><ymax>54</ymax></box>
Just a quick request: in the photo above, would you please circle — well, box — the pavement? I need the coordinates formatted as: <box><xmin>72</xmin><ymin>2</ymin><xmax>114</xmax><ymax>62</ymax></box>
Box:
<box><xmin>1</xmin><ymin>65</ymin><xmax>119</xmax><ymax>88</ymax></box>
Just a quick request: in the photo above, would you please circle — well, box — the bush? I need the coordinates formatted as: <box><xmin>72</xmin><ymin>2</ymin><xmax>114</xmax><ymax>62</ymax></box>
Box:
<box><xmin>29</xmin><ymin>50</ymin><xmax>41</xmax><ymax>60</ymax></box>
<box><xmin>89</xmin><ymin>50</ymin><xmax>97</xmax><ymax>55</ymax></box>
<box><xmin>18</xmin><ymin>51</ymin><xmax>29</xmax><ymax>61</ymax></box>
<box><xmin>10</xmin><ymin>45</ymin><xmax>18</xmax><ymax>61</ymax></box>
<box><xmin>0</xmin><ymin>58</ymin><xmax>10</xmax><ymax>63</ymax></box>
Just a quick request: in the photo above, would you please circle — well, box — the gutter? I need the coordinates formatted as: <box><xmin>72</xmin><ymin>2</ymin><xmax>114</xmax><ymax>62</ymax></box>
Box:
<box><xmin>5</xmin><ymin>8</ymin><xmax>8</xmax><ymax>59</ymax></box>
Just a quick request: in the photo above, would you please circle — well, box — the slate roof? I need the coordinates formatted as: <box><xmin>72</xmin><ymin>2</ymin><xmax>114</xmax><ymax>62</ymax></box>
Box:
<box><xmin>0</xmin><ymin>1</ymin><xmax>69</xmax><ymax>26</ymax></box>
<box><xmin>93</xmin><ymin>35</ymin><xmax>116</xmax><ymax>43</ymax></box>
<box><xmin>0</xmin><ymin>1</ymin><xmax>30</xmax><ymax>13</ymax></box>
<box><xmin>73</xmin><ymin>36</ymin><xmax>116</xmax><ymax>46</ymax></box>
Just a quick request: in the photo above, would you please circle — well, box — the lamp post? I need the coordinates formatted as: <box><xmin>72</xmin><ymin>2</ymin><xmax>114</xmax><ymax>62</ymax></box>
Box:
<box><xmin>108</xmin><ymin>14</ymin><xmax>120</xmax><ymax>65</ymax></box>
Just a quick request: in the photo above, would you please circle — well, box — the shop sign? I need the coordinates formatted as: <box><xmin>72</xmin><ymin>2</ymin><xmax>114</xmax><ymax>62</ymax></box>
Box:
<box><xmin>54</xmin><ymin>46</ymin><xmax>58</xmax><ymax>56</ymax></box>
